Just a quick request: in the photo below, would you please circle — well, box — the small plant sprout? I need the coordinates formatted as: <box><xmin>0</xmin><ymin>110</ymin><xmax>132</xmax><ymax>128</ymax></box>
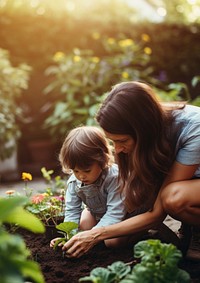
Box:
<box><xmin>53</xmin><ymin>221</ymin><xmax>78</xmax><ymax>249</ymax></box>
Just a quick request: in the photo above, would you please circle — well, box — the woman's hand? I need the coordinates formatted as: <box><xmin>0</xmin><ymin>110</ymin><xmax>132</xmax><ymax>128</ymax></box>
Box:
<box><xmin>62</xmin><ymin>229</ymin><xmax>102</xmax><ymax>258</ymax></box>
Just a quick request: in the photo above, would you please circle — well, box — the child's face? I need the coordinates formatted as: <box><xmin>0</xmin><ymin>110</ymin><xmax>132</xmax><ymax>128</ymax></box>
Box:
<box><xmin>73</xmin><ymin>162</ymin><xmax>102</xmax><ymax>185</ymax></box>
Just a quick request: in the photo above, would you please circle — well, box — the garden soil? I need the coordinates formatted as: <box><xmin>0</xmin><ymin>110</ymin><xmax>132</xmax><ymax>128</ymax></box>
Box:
<box><xmin>18</xmin><ymin>228</ymin><xmax>200</xmax><ymax>283</ymax></box>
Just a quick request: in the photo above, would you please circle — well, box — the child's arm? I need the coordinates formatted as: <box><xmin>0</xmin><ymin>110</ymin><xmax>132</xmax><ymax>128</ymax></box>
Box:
<box><xmin>64</xmin><ymin>179</ymin><xmax>82</xmax><ymax>224</ymax></box>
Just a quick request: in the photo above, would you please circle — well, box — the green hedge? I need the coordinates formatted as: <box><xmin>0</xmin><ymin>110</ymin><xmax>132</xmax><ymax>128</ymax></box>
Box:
<box><xmin>0</xmin><ymin>8</ymin><xmax>200</xmax><ymax>142</ymax></box>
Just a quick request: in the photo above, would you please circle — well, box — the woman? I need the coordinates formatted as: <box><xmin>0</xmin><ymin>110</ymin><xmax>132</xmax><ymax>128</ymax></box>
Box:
<box><xmin>61</xmin><ymin>81</ymin><xmax>200</xmax><ymax>259</ymax></box>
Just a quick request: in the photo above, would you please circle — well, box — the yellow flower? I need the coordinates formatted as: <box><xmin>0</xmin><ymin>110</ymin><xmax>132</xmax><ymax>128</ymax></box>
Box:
<box><xmin>22</xmin><ymin>172</ymin><xmax>33</xmax><ymax>181</ymax></box>
<box><xmin>121</xmin><ymin>72</ymin><xmax>129</xmax><ymax>79</ymax></box>
<box><xmin>5</xmin><ymin>190</ymin><xmax>15</xmax><ymax>195</ymax></box>
<box><xmin>53</xmin><ymin>51</ymin><xmax>65</xmax><ymax>62</ymax></box>
<box><xmin>91</xmin><ymin>57</ymin><xmax>100</xmax><ymax>63</ymax></box>
<box><xmin>144</xmin><ymin>47</ymin><xmax>152</xmax><ymax>55</ymax></box>
<box><xmin>141</xmin><ymin>33</ymin><xmax>150</xmax><ymax>42</ymax></box>
<box><xmin>118</xmin><ymin>39</ymin><xmax>134</xmax><ymax>47</ymax></box>
<box><xmin>107</xmin><ymin>38</ymin><xmax>115</xmax><ymax>45</ymax></box>
<box><xmin>73</xmin><ymin>55</ymin><xmax>81</xmax><ymax>62</ymax></box>
<box><xmin>92</xmin><ymin>32</ymin><xmax>100</xmax><ymax>40</ymax></box>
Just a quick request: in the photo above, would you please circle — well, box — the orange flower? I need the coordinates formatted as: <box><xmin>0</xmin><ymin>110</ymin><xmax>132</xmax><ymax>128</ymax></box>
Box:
<box><xmin>5</xmin><ymin>190</ymin><xmax>15</xmax><ymax>195</ymax></box>
<box><xmin>22</xmin><ymin>172</ymin><xmax>33</xmax><ymax>181</ymax></box>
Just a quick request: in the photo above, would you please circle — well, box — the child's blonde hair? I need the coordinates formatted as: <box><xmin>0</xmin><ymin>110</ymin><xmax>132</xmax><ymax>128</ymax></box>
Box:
<box><xmin>59</xmin><ymin>126</ymin><xmax>113</xmax><ymax>174</ymax></box>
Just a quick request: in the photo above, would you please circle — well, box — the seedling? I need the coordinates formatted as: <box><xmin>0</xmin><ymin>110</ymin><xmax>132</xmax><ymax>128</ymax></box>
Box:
<box><xmin>53</xmin><ymin>221</ymin><xmax>78</xmax><ymax>249</ymax></box>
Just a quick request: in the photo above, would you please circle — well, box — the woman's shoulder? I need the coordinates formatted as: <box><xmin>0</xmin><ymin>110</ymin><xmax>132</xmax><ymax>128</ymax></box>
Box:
<box><xmin>174</xmin><ymin>104</ymin><xmax>200</xmax><ymax>122</ymax></box>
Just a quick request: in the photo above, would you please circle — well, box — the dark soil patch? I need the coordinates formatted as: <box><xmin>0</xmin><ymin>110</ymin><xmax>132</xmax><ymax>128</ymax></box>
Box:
<box><xmin>17</xmin><ymin>228</ymin><xmax>200</xmax><ymax>283</ymax></box>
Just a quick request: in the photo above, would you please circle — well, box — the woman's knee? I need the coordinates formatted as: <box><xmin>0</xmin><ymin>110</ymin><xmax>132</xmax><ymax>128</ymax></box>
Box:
<box><xmin>161</xmin><ymin>183</ymin><xmax>186</xmax><ymax>214</ymax></box>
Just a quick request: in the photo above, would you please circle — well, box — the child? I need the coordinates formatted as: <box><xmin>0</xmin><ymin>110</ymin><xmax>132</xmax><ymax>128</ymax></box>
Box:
<box><xmin>50</xmin><ymin>126</ymin><xmax>126</xmax><ymax>252</ymax></box>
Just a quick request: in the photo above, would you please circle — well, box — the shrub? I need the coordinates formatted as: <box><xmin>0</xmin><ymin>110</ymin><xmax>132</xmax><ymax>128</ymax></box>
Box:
<box><xmin>0</xmin><ymin>48</ymin><xmax>31</xmax><ymax>160</ymax></box>
<box><xmin>43</xmin><ymin>35</ymin><xmax>153</xmax><ymax>140</ymax></box>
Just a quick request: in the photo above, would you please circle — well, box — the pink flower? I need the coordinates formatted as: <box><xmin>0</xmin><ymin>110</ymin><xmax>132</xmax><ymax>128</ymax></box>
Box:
<box><xmin>31</xmin><ymin>194</ymin><xmax>45</xmax><ymax>204</ymax></box>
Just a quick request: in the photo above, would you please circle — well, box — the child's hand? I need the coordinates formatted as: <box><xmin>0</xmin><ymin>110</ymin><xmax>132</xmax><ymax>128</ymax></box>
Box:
<box><xmin>50</xmin><ymin>237</ymin><xmax>62</xmax><ymax>248</ymax></box>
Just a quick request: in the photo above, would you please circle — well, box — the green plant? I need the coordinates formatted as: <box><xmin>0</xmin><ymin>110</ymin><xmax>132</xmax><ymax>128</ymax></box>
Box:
<box><xmin>155</xmin><ymin>75</ymin><xmax>200</xmax><ymax>105</ymax></box>
<box><xmin>0</xmin><ymin>196</ymin><xmax>45</xmax><ymax>283</ymax></box>
<box><xmin>79</xmin><ymin>239</ymin><xmax>190</xmax><ymax>283</ymax></box>
<box><xmin>43</xmin><ymin>34</ymin><xmax>154</xmax><ymax>140</ymax></box>
<box><xmin>53</xmin><ymin>221</ymin><xmax>79</xmax><ymax>249</ymax></box>
<box><xmin>0</xmin><ymin>48</ymin><xmax>31</xmax><ymax>160</ymax></box>
<box><xmin>41</xmin><ymin>166</ymin><xmax>67</xmax><ymax>194</ymax></box>
<box><xmin>5</xmin><ymin>167</ymin><xmax>68</xmax><ymax>226</ymax></box>
<box><xmin>24</xmin><ymin>167</ymin><xmax>67</xmax><ymax>225</ymax></box>
<box><xmin>79</xmin><ymin>261</ymin><xmax>131</xmax><ymax>283</ymax></box>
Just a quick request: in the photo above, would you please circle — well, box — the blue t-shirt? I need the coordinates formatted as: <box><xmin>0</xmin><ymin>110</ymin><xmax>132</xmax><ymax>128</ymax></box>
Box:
<box><xmin>172</xmin><ymin>105</ymin><xmax>200</xmax><ymax>177</ymax></box>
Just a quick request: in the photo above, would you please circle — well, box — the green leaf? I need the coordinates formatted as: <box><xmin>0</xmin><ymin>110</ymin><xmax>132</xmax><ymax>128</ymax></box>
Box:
<box><xmin>53</xmin><ymin>237</ymin><xmax>66</xmax><ymax>250</ymax></box>
<box><xmin>4</xmin><ymin>206</ymin><xmax>45</xmax><ymax>233</ymax></box>
<box><xmin>20</xmin><ymin>260</ymin><xmax>45</xmax><ymax>283</ymax></box>
<box><xmin>79</xmin><ymin>275</ymin><xmax>100</xmax><ymax>282</ymax></box>
<box><xmin>0</xmin><ymin>197</ymin><xmax>28</xmax><ymax>221</ymax></box>
<box><xmin>191</xmin><ymin>76</ymin><xmax>200</xmax><ymax>87</ymax></box>
<box><xmin>56</xmin><ymin>221</ymin><xmax>78</xmax><ymax>234</ymax></box>
<box><xmin>107</xmin><ymin>261</ymin><xmax>131</xmax><ymax>279</ymax></box>
<box><xmin>90</xmin><ymin>267</ymin><xmax>116</xmax><ymax>283</ymax></box>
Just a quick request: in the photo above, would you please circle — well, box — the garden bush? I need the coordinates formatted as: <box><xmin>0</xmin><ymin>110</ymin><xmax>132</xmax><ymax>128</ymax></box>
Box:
<box><xmin>0</xmin><ymin>1</ymin><xmax>199</xmax><ymax>146</ymax></box>
<box><xmin>0</xmin><ymin>48</ymin><xmax>31</xmax><ymax>160</ymax></box>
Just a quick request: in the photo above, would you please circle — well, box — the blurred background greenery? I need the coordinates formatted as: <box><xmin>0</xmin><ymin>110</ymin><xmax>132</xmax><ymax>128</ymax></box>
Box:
<box><xmin>0</xmin><ymin>0</ymin><xmax>200</xmax><ymax>179</ymax></box>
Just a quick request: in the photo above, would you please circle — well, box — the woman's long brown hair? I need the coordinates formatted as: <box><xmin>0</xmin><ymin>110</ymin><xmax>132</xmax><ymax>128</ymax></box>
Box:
<box><xmin>96</xmin><ymin>81</ymin><xmax>184</xmax><ymax>212</ymax></box>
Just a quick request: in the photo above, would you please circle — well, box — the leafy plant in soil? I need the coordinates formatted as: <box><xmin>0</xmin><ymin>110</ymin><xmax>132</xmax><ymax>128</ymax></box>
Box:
<box><xmin>53</xmin><ymin>221</ymin><xmax>78</xmax><ymax>250</ymax></box>
<box><xmin>79</xmin><ymin>239</ymin><xmax>191</xmax><ymax>283</ymax></box>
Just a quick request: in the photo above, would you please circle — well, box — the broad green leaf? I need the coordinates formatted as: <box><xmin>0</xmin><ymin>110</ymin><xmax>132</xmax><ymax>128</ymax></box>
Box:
<box><xmin>4</xmin><ymin>206</ymin><xmax>45</xmax><ymax>233</ymax></box>
<box><xmin>20</xmin><ymin>260</ymin><xmax>45</xmax><ymax>283</ymax></box>
<box><xmin>56</xmin><ymin>221</ymin><xmax>78</xmax><ymax>233</ymax></box>
<box><xmin>107</xmin><ymin>261</ymin><xmax>131</xmax><ymax>279</ymax></box>
<box><xmin>90</xmin><ymin>267</ymin><xmax>116</xmax><ymax>283</ymax></box>
<box><xmin>0</xmin><ymin>197</ymin><xmax>28</xmax><ymax>221</ymax></box>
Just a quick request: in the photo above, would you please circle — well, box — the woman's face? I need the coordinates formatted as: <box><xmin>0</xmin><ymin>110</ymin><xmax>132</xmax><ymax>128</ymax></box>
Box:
<box><xmin>104</xmin><ymin>131</ymin><xmax>135</xmax><ymax>154</ymax></box>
